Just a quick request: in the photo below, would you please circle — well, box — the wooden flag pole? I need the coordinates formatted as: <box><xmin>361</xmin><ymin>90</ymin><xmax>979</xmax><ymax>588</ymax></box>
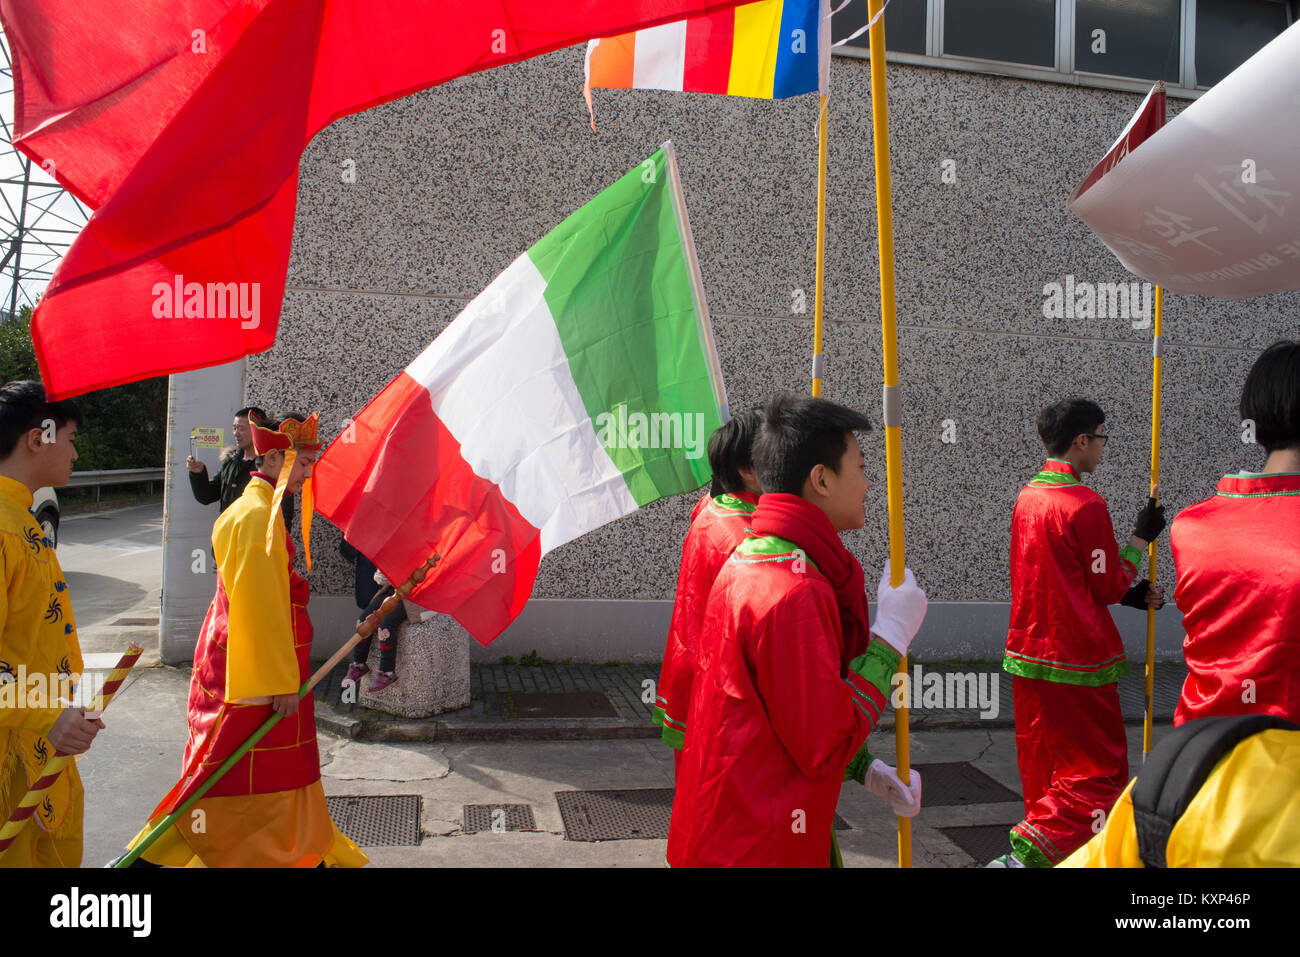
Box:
<box><xmin>1144</xmin><ymin>287</ymin><xmax>1163</xmax><ymax>758</ymax></box>
<box><xmin>812</xmin><ymin>93</ymin><xmax>829</xmax><ymax>397</ymax></box>
<box><xmin>865</xmin><ymin>0</ymin><xmax>910</xmax><ymax>867</ymax></box>
<box><xmin>114</xmin><ymin>554</ymin><xmax>439</xmax><ymax>868</ymax></box>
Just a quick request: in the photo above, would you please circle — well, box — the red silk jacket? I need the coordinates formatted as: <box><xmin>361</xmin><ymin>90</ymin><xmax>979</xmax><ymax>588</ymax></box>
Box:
<box><xmin>1005</xmin><ymin>459</ymin><xmax>1141</xmax><ymax>685</ymax></box>
<box><xmin>1171</xmin><ymin>471</ymin><xmax>1300</xmax><ymax>725</ymax></box>
<box><xmin>654</xmin><ymin>490</ymin><xmax>759</xmax><ymax>750</ymax></box>
<box><xmin>666</xmin><ymin>534</ymin><xmax>897</xmax><ymax>867</ymax></box>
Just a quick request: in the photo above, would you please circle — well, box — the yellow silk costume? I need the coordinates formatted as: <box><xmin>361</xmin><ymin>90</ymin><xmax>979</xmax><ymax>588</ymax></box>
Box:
<box><xmin>0</xmin><ymin>474</ymin><xmax>84</xmax><ymax>867</ymax></box>
<box><xmin>1061</xmin><ymin>729</ymin><xmax>1300</xmax><ymax>867</ymax></box>
<box><xmin>129</xmin><ymin>476</ymin><xmax>363</xmax><ymax>867</ymax></box>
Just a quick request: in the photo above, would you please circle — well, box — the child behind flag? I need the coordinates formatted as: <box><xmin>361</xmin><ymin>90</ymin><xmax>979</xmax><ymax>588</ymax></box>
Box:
<box><xmin>992</xmin><ymin>398</ymin><xmax>1166</xmax><ymax>868</ymax></box>
<box><xmin>654</xmin><ymin>409</ymin><xmax>763</xmax><ymax>771</ymax></box>
<box><xmin>667</xmin><ymin>393</ymin><xmax>926</xmax><ymax>867</ymax></box>
<box><xmin>1171</xmin><ymin>340</ymin><xmax>1300</xmax><ymax>725</ymax></box>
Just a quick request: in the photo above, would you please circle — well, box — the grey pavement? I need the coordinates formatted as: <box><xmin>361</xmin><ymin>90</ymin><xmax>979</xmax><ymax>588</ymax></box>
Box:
<box><xmin>78</xmin><ymin>662</ymin><xmax>1174</xmax><ymax>868</ymax></box>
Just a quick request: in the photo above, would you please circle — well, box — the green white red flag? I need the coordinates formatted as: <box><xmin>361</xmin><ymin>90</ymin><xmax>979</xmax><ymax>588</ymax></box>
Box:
<box><xmin>314</xmin><ymin>144</ymin><xmax>727</xmax><ymax>643</ymax></box>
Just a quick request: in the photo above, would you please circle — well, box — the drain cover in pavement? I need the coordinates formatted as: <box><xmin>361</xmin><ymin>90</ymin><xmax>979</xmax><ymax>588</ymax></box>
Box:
<box><xmin>556</xmin><ymin>789</ymin><xmax>849</xmax><ymax>841</ymax></box>
<box><xmin>111</xmin><ymin>617</ymin><xmax>159</xmax><ymax>626</ymax></box>
<box><xmin>939</xmin><ymin>825</ymin><xmax>1014</xmax><ymax>866</ymax></box>
<box><xmin>914</xmin><ymin>763</ymin><xmax>1021</xmax><ymax>806</ymax></box>
<box><xmin>326</xmin><ymin>794</ymin><xmax>422</xmax><ymax>847</ymax></box>
<box><xmin>557</xmin><ymin>788</ymin><xmax>673</xmax><ymax>841</ymax></box>
<box><xmin>509</xmin><ymin>692</ymin><xmax>617</xmax><ymax>718</ymax></box>
<box><xmin>463</xmin><ymin>804</ymin><xmax>537</xmax><ymax>833</ymax></box>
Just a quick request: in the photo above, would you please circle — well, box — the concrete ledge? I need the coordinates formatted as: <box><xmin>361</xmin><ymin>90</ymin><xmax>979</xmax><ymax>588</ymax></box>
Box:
<box><xmin>306</xmin><ymin>595</ymin><xmax>1189</xmax><ymax>664</ymax></box>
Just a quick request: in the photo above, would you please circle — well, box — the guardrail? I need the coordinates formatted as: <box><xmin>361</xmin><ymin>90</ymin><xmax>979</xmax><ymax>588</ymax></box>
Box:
<box><xmin>66</xmin><ymin>468</ymin><xmax>165</xmax><ymax>501</ymax></box>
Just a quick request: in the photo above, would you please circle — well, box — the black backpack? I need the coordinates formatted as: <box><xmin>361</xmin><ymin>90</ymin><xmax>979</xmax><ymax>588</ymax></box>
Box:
<box><xmin>1133</xmin><ymin>714</ymin><xmax>1300</xmax><ymax>868</ymax></box>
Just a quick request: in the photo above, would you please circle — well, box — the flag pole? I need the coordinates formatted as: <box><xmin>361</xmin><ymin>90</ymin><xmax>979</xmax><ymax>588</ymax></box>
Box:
<box><xmin>114</xmin><ymin>554</ymin><xmax>439</xmax><ymax>868</ymax></box>
<box><xmin>1144</xmin><ymin>286</ymin><xmax>1163</xmax><ymax>758</ymax></box>
<box><xmin>865</xmin><ymin>0</ymin><xmax>910</xmax><ymax>867</ymax></box>
<box><xmin>0</xmin><ymin>644</ymin><xmax>143</xmax><ymax>861</ymax></box>
<box><xmin>812</xmin><ymin>93</ymin><xmax>829</xmax><ymax>397</ymax></box>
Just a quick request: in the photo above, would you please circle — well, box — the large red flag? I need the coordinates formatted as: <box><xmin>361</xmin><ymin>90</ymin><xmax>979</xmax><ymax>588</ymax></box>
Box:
<box><xmin>2</xmin><ymin>0</ymin><xmax>756</xmax><ymax>398</ymax></box>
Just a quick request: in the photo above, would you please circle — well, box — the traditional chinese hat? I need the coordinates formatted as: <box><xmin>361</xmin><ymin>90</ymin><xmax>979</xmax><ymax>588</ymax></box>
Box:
<box><xmin>249</xmin><ymin>411</ymin><xmax>322</xmax><ymax>570</ymax></box>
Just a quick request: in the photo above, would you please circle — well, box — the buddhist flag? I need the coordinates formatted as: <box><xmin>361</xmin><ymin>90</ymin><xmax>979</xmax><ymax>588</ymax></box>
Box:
<box><xmin>313</xmin><ymin>144</ymin><xmax>727</xmax><ymax>644</ymax></box>
<box><xmin>585</xmin><ymin>0</ymin><xmax>829</xmax><ymax>114</ymax></box>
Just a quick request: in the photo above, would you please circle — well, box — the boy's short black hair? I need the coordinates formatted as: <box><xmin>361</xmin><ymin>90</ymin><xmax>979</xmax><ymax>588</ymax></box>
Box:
<box><xmin>708</xmin><ymin>408</ymin><xmax>764</xmax><ymax>497</ymax></box>
<box><xmin>235</xmin><ymin>406</ymin><xmax>267</xmax><ymax>422</ymax></box>
<box><xmin>1037</xmin><ymin>397</ymin><xmax>1105</xmax><ymax>456</ymax></box>
<box><xmin>0</xmin><ymin>380</ymin><xmax>82</xmax><ymax>459</ymax></box>
<box><xmin>753</xmin><ymin>393</ymin><xmax>872</xmax><ymax>495</ymax></box>
<box><xmin>1240</xmin><ymin>340</ymin><xmax>1300</xmax><ymax>454</ymax></box>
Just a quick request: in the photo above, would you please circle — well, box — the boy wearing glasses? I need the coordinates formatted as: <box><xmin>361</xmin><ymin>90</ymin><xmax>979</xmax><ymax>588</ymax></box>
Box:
<box><xmin>991</xmin><ymin>398</ymin><xmax>1166</xmax><ymax>868</ymax></box>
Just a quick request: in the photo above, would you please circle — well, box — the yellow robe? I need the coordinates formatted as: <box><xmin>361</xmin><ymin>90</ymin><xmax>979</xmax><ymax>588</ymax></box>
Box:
<box><xmin>130</xmin><ymin>477</ymin><xmax>364</xmax><ymax>867</ymax></box>
<box><xmin>0</xmin><ymin>474</ymin><xmax>84</xmax><ymax>868</ymax></box>
<box><xmin>1062</xmin><ymin>729</ymin><xmax>1300</xmax><ymax>867</ymax></box>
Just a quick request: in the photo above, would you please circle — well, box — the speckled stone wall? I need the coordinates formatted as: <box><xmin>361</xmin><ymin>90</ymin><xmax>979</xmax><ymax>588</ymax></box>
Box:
<box><xmin>250</xmin><ymin>48</ymin><xmax>1298</xmax><ymax>658</ymax></box>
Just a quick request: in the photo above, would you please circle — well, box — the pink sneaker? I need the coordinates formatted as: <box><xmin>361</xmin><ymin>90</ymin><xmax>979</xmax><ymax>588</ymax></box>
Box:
<box><xmin>343</xmin><ymin>662</ymin><xmax>369</xmax><ymax>687</ymax></box>
<box><xmin>368</xmin><ymin>670</ymin><xmax>397</xmax><ymax>693</ymax></box>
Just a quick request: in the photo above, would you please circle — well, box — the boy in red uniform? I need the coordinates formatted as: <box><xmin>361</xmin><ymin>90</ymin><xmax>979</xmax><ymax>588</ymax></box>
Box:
<box><xmin>655</xmin><ymin>409</ymin><xmax>762</xmax><ymax>771</ymax></box>
<box><xmin>992</xmin><ymin>398</ymin><xmax>1166</xmax><ymax>868</ymax></box>
<box><xmin>667</xmin><ymin>394</ymin><xmax>926</xmax><ymax>867</ymax></box>
<box><xmin>1172</xmin><ymin>340</ymin><xmax>1300</xmax><ymax>725</ymax></box>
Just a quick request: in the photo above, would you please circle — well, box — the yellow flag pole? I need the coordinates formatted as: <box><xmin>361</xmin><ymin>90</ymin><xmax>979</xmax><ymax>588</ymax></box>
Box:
<box><xmin>865</xmin><ymin>0</ymin><xmax>910</xmax><ymax>867</ymax></box>
<box><xmin>812</xmin><ymin>93</ymin><xmax>829</xmax><ymax>397</ymax></box>
<box><xmin>1144</xmin><ymin>285</ymin><xmax>1163</xmax><ymax>758</ymax></box>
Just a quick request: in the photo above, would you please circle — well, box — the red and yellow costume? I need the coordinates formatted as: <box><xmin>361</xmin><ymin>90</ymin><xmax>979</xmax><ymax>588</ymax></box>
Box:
<box><xmin>1003</xmin><ymin>459</ymin><xmax>1143</xmax><ymax>867</ymax></box>
<box><xmin>654</xmin><ymin>490</ymin><xmax>758</xmax><ymax>766</ymax></box>
<box><xmin>129</xmin><ymin>414</ymin><xmax>363</xmax><ymax>867</ymax></box>
<box><xmin>666</xmin><ymin>494</ymin><xmax>898</xmax><ymax>868</ymax></box>
<box><xmin>0</xmin><ymin>475</ymin><xmax>83</xmax><ymax>867</ymax></box>
<box><xmin>1170</xmin><ymin>472</ymin><xmax>1300</xmax><ymax>725</ymax></box>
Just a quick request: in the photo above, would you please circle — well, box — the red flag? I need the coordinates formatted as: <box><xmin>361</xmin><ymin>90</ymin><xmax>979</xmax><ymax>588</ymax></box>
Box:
<box><xmin>2</xmin><ymin>0</ymin><xmax>757</xmax><ymax>398</ymax></box>
<box><xmin>1069</xmin><ymin>81</ymin><xmax>1166</xmax><ymax>204</ymax></box>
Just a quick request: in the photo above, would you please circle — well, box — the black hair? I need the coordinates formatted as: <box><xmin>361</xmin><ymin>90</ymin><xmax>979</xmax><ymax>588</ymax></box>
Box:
<box><xmin>1240</xmin><ymin>340</ymin><xmax>1300</xmax><ymax>454</ymax></box>
<box><xmin>752</xmin><ymin>392</ymin><xmax>872</xmax><ymax>495</ymax></box>
<box><xmin>0</xmin><ymin>380</ymin><xmax>83</xmax><ymax>459</ymax></box>
<box><xmin>1037</xmin><ymin>397</ymin><xmax>1105</xmax><ymax>456</ymax></box>
<box><xmin>235</xmin><ymin>406</ymin><xmax>267</xmax><ymax>422</ymax></box>
<box><xmin>708</xmin><ymin>407</ymin><xmax>764</xmax><ymax>497</ymax></box>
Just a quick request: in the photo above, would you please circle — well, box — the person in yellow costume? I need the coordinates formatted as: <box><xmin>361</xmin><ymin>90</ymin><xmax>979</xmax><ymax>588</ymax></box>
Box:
<box><xmin>0</xmin><ymin>381</ymin><xmax>104</xmax><ymax>868</ymax></box>
<box><xmin>126</xmin><ymin>411</ymin><xmax>364</xmax><ymax>867</ymax></box>
<box><xmin>1062</xmin><ymin>715</ymin><xmax>1300</xmax><ymax>867</ymax></box>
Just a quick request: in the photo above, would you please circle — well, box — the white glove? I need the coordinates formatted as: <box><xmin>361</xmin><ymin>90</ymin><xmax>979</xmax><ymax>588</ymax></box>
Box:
<box><xmin>870</xmin><ymin>561</ymin><xmax>927</xmax><ymax>655</ymax></box>
<box><xmin>373</xmin><ymin>569</ymin><xmax>390</xmax><ymax>587</ymax></box>
<box><xmin>864</xmin><ymin>759</ymin><xmax>922</xmax><ymax>818</ymax></box>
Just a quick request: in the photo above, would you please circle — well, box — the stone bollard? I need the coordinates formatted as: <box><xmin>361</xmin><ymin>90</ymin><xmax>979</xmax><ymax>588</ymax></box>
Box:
<box><xmin>357</xmin><ymin>602</ymin><xmax>471</xmax><ymax>718</ymax></box>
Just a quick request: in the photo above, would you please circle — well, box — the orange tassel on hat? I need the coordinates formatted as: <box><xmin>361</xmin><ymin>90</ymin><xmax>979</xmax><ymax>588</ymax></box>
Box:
<box><xmin>249</xmin><ymin>411</ymin><xmax>322</xmax><ymax>571</ymax></box>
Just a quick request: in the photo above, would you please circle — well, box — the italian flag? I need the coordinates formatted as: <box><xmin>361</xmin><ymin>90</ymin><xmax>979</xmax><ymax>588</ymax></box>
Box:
<box><xmin>314</xmin><ymin>144</ymin><xmax>727</xmax><ymax>644</ymax></box>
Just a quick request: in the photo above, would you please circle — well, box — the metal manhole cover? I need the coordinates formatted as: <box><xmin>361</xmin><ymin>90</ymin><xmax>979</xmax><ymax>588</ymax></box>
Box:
<box><xmin>508</xmin><ymin>692</ymin><xmax>617</xmax><ymax>718</ymax></box>
<box><xmin>938</xmin><ymin>825</ymin><xmax>1014</xmax><ymax>866</ymax></box>
<box><xmin>557</xmin><ymin>788</ymin><xmax>673</xmax><ymax>841</ymax></box>
<box><xmin>463</xmin><ymin>804</ymin><xmax>537</xmax><ymax>833</ymax></box>
<box><xmin>111</xmin><ymin>617</ymin><xmax>159</xmax><ymax>626</ymax></box>
<box><xmin>326</xmin><ymin>794</ymin><xmax>422</xmax><ymax>847</ymax></box>
<box><xmin>915</xmin><ymin>763</ymin><xmax>1021</xmax><ymax>806</ymax></box>
<box><xmin>555</xmin><ymin>788</ymin><xmax>848</xmax><ymax>841</ymax></box>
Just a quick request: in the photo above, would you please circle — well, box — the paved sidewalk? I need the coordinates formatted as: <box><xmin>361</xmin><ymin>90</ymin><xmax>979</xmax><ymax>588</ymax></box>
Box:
<box><xmin>314</xmin><ymin>658</ymin><xmax>1190</xmax><ymax>741</ymax></box>
<box><xmin>80</xmin><ymin>659</ymin><xmax>1188</xmax><ymax>868</ymax></box>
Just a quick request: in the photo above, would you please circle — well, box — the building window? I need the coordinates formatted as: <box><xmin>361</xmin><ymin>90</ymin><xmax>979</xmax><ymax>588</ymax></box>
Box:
<box><xmin>1195</xmin><ymin>0</ymin><xmax>1291</xmax><ymax>87</ymax></box>
<box><xmin>1074</xmin><ymin>0</ymin><xmax>1182</xmax><ymax>83</ymax></box>
<box><xmin>941</xmin><ymin>0</ymin><xmax>1056</xmax><ymax>68</ymax></box>
<box><xmin>831</xmin><ymin>0</ymin><xmax>927</xmax><ymax>55</ymax></box>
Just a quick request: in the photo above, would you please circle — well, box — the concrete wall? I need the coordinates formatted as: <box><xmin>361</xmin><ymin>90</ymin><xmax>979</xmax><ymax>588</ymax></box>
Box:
<box><xmin>251</xmin><ymin>48</ymin><xmax>1298</xmax><ymax>662</ymax></box>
